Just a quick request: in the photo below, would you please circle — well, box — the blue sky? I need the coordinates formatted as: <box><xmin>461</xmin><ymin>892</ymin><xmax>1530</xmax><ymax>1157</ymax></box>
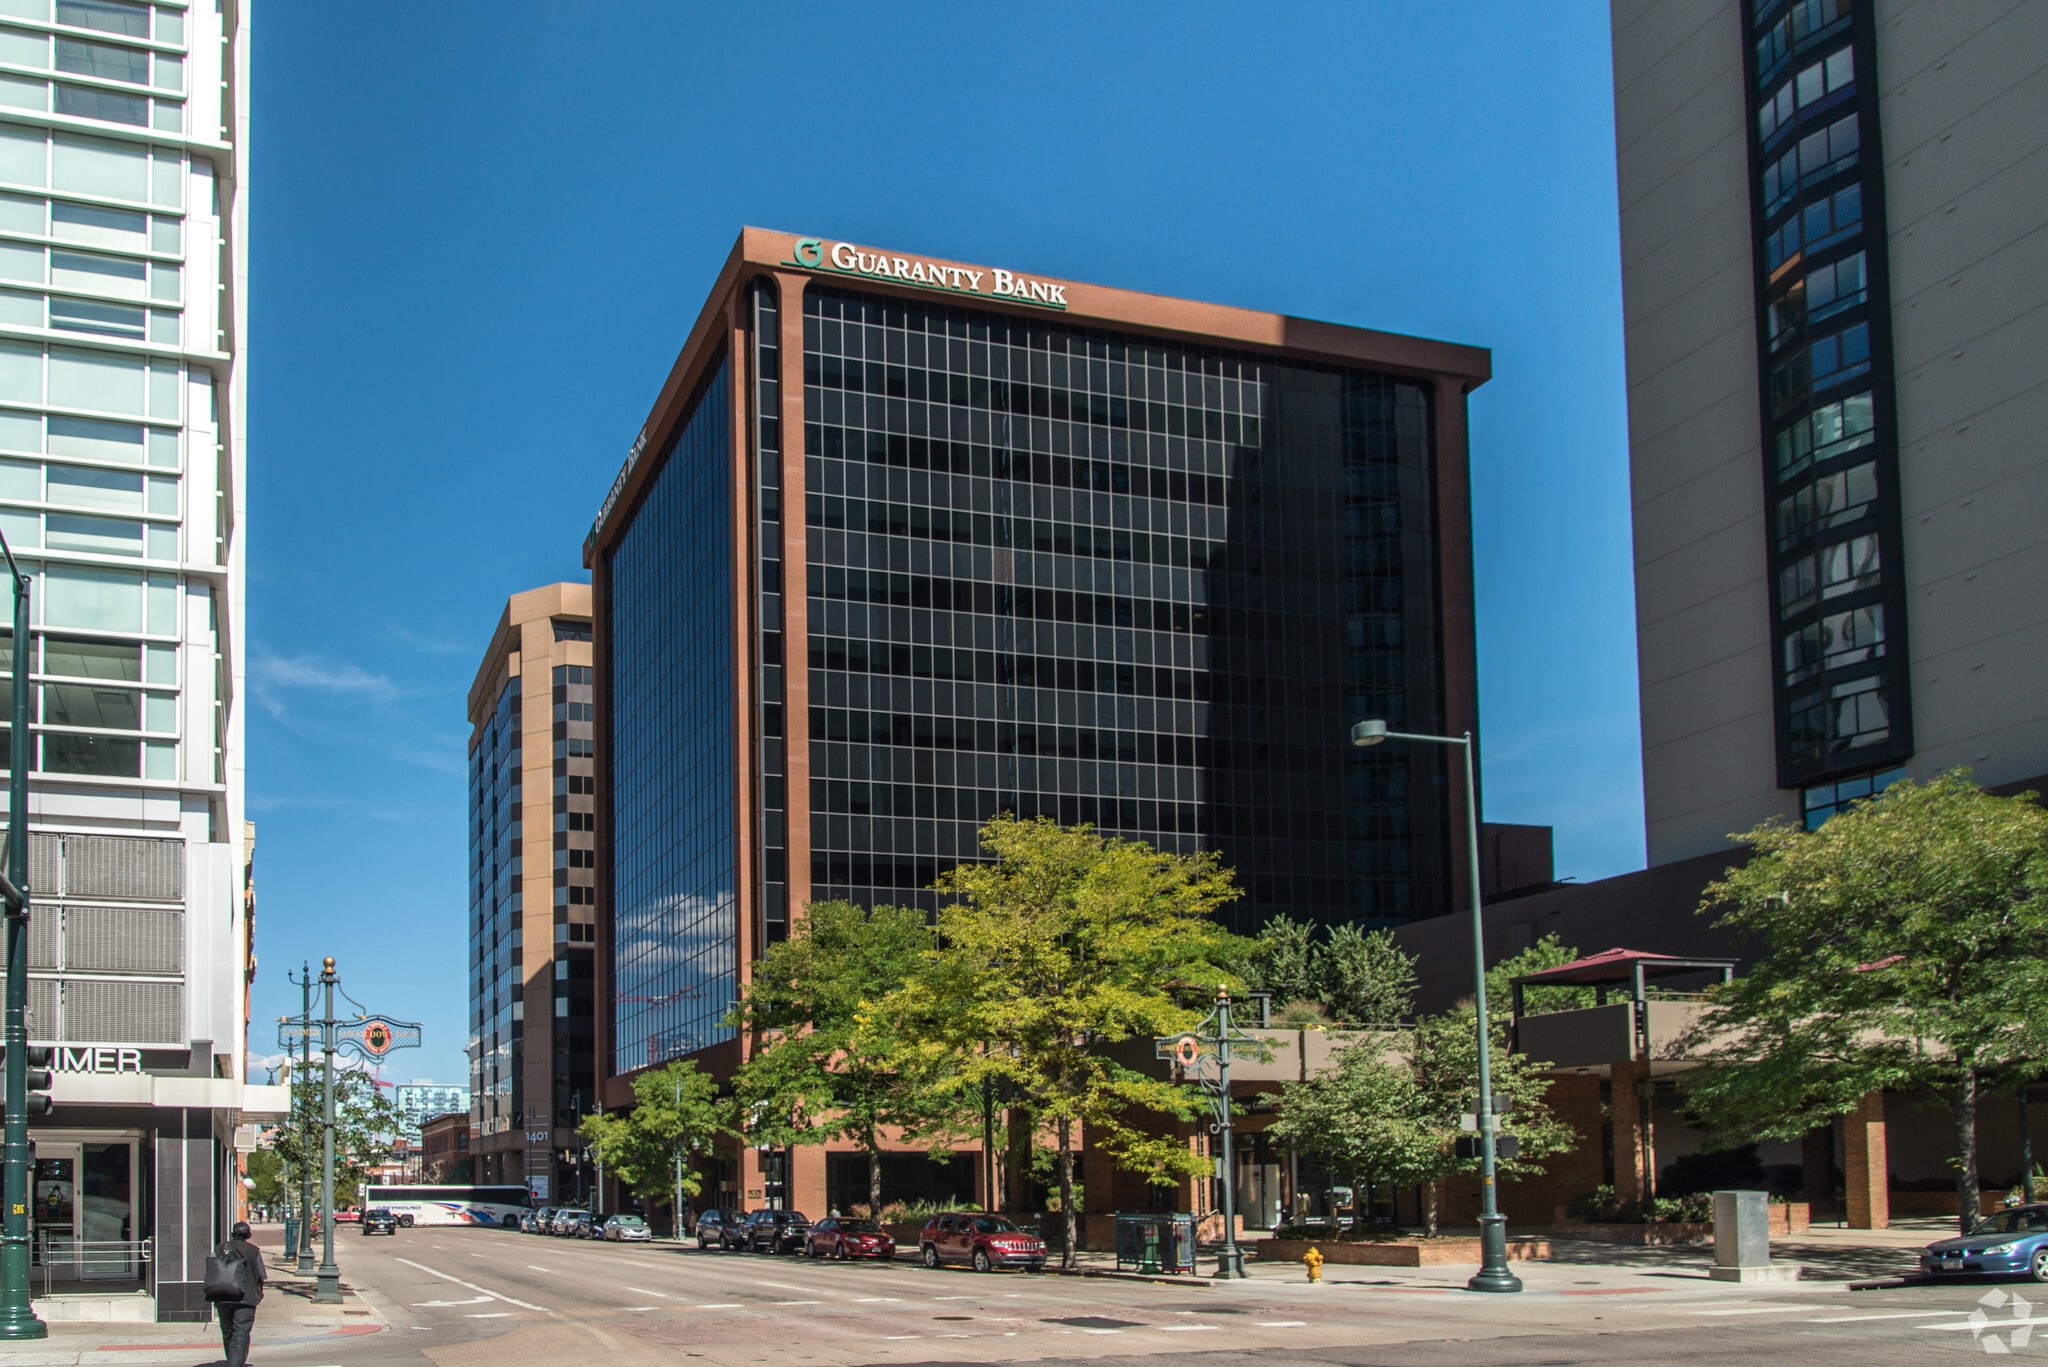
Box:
<box><xmin>247</xmin><ymin>2</ymin><xmax>1641</xmax><ymax>1086</ymax></box>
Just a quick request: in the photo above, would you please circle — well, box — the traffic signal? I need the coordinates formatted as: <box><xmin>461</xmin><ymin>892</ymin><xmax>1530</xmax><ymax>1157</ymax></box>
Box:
<box><xmin>1</xmin><ymin>1043</ymin><xmax>53</xmax><ymax>1118</ymax></box>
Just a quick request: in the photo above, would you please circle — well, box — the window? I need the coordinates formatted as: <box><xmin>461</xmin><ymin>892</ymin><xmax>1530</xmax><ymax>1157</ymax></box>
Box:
<box><xmin>55</xmin><ymin>1</ymin><xmax>149</xmax><ymax>39</ymax></box>
<box><xmin>1775</xmin><ymin>462</ymin><xmax>1876</xmax><ymax>548</ymax></box>
<box><xmin>1793</xmin><ymin>47</ymin><xmax>1853</xmax><ymax>110</ymax></box>
<box><xmin>42</xmin><ymin>564</ymin><xmax>140</xmax><ymax>630</ymax></box>
<box><xmin>1829</xmin><ymin>674</ymin><xmax>1889</xmax><ymax>747</ymax></box>
<box><xmin>48</xmin><ymin>346</ymin><xmax>142</xmax><ymax>414</ymax></box>
<box><xmin>1759</xmin><ymin>79</ymin><xmax>1795</xmax><ymax>141</ymax></box>
<box><xmin>1806</xmin><ymin>251</ymin><xmax>1866</xmax><ymax>322</ymax></box>
<box><xmin>1809</xmin><ymin>322</ymin><xmax>1870</xmax><ymax>389</ymax></box>
<box><xmin>1802</xmin><ymin>763</ymin><xmax>1905</xmax><ymax>829</ymax></box>
<box><xmin>53</xmin><ymin>84</ymin><xmax>145</xmax><ymax>126</ymax></box>
<box><xmin>50</xmin><ymin>134</ymin><xmax>144</xmax><ymax>201</ymax></box>
<box><xmin>43</xmin><ymin>680</ymin><xmax>138</xmax><ymax>729</ymax></box>
<box><xmin>48</xmin><ymin>463</ymin><xmax>142</xmax><ymax>512</ymax></box>
<box><xmin>54</xmin><ymin>37</ymin><xmax>147</xmax><ymax>86</ymax></box>
<box><xmin>50</xmin><ymin>296</ymin><xmax>143</xmax><ymax>338</ymax></box>
<box><xmin>43</xmin><ymin>635</ymin><xmax>140</xmax><ymax>680</ymax></box>
<box><xmin>1818</xmin><ymin>532</ymin><xmax>1879</xmax><ymax>599</ymax></box>
<box><xmin>50</xmin><ymin>248</ymin><xmax>145</xmax><ymax>298</ymax></box>
<box><xmin>1766</xmin><ymin>283</ymin><xmax>1805</xmax><ymax>352</ymax></box>
<box><xmin>1820</xmin><ymin>603</ymin><xmax>1883</xmax><ymax>668</ymax></box>
<box><xmin>1775</xmin><ymin>391</ymin><xmax>1874</xmax><ymax>479</ymax></box>
<box><xmin>46</xmin><ymin>511</ymin><xmax>141</xmax><ymax>555</ymax></box>
<box><xmin>41</xmin><ymin>730</ymin><xmax>137</xmax><ymax>775</ymax></box>
<box><xmin>51</xmin><ymin>200</ymin><xmax>145</xmax><ymax>250</ymax></box>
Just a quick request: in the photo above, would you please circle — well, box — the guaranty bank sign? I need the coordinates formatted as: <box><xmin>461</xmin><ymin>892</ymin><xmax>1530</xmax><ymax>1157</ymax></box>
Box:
<box><xmin>784</xmin><ymin>237</ymin><xmax>1069</xmax><ymax>311</ymax></box>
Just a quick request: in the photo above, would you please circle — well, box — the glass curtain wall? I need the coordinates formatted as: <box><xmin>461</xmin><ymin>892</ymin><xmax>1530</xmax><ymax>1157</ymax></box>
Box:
<box><xmin>607</xmin><ymin>359</ymin><xmax>738</xmax><ymax>1074</ymax></box>
<box><xmin>800</xmin><ymin>286</ymin><xmax>1448</xmax><ymax>931</ymax></box>
<box><xmin>468</xmin><ymin>680</ymin><xmax>520</xmax><ymax>1145</ymax></box>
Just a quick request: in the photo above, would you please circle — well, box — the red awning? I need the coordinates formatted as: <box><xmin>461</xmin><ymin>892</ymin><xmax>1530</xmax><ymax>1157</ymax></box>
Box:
<box><xmin>1511</xmin><ymin>947</ymin><xmax>1734</xmax><ymax>987</ymax></box>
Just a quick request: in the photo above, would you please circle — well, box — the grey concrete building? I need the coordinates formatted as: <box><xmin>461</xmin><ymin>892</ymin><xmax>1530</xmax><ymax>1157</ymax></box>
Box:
<box><xmin>1615</xmin><ymin>0</ymin><xmax>2048</xmax><ymax>864</ymax></box>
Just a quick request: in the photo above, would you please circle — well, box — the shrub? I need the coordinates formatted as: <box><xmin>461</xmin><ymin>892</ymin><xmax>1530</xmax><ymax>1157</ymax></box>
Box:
<box><xmin>1647</xmin><ymin>1192</ymin><xmax>1714</xmax><ymax>1224</ymax></box>
<box><xmin>1567</xmin><ymin>1185</ymin><xmax>1632</xmax><ymax>1223</ymax></box>
<box><xmin>1659</xmin><ymin>1144</ymin><xmax>1765</xmax><ymax>1197</ymax></box>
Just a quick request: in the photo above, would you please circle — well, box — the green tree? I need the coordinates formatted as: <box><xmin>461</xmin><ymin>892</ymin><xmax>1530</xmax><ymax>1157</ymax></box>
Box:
<box><xmin>898</xmin><ymin>815</ymin><xmax>1243</xmax><ymax>1266</ymax></box>
<box><xmin>1678</xmin><ymin>772</ymin><xmax>2048</xmax><ymax>1232</ymax></box>
<box><xmin>269</xmin><ymin>1069</ymin><xmax>400</xmax><ymax>1207</ymax></box>
<box><xmin>1268</xmin><ymin>1006</ymin><xmax>1574</xmax><ymax>1237</ymax></box>
<box><xmin>245</xmin><ymin>1148</ymin><xmax>285</xmax><ymax>1209</ymax></box>
<box><xmin>1246</xmin><ymin>913</ymin><xmax>1317</xmax><ymax>1007</ymax></box>
<box><xmin>1483</xmin><ymin>932</ymin><xmax>1590</xmax><ymax>1018</ymax></box>
<box><xmin>581</xmin><ymin>1059</ymin><xmax>728</xmax><ymax>1227</ymax></box>
<box><xmin>731</xmin><ymin>900</ymin><xmax>968</xmax><ymax>1215</ymax></box>
<box><xmin>1316</xmin><ymin>924</ymin><xmax>1418</xmax><ymax>1026</ymax></box>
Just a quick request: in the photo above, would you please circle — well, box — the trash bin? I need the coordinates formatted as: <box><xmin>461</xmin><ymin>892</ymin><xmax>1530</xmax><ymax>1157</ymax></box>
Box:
<box><xmin>283</xmin><ymin>1217</ymin><xmax>300</xmax><ymax>1260</ymax></box>
<box><xmin>1113</xmin><ymin>1213</ymin><xmax>1197</xmax><ymax>1274</ymax></box>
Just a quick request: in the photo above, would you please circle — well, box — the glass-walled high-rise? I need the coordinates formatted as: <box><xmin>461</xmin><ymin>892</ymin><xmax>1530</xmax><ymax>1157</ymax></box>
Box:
<box><xmin>590</xmin><ymin>232</ymin><xmax>1492</xmax><ymax>1140</ymax></box>
<box><xmin>466</xmin><ymin>583</ymin><xmax>593</xmax><ymax>1204</ymax></box>
<box><xmin>0</xmin><ymin>0</ymin><xmax>258</xmax><ymax>1324</ymax></box>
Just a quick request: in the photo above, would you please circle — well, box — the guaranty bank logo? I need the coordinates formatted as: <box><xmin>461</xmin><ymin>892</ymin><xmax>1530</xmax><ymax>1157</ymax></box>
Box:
<box><xmin>786</xmin><ymin>237</ymin><xmax>1068</xmax><ymax>310</ymax></box>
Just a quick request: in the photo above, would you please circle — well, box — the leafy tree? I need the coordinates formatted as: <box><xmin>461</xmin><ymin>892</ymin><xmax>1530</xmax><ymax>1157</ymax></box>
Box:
<box><xmin>269</xmin><ymin>1069</ymin><xmax>400</xmax><ymax>1208</ymax></box>
<box><xmin>1483</xmin><ymin>932</ymin><xmax>1591</xmax><ymax>1018</ymax></box>
<box><xmin>581</xmin><ymin>1059</ymin><xmax>728</xmax><ymax>1224</ymax></box>
<box><xmin>245</xmin><ymin>1149</ymin><xmax>285</xmax><ymax>1209</ymax></box>
<box><xmin>898</xmin><ymin>816</ymin><xmax>1243</xmax><ymax>1266</ymax></box>
<box><xmin>1678</xmin><ymin>772</ymin><xmax>2048</xmax><ymax>1232</ymax></box>
<box><xmin>1316</xmin><ymin>924</ymin><xmax>1418</xmax><ymax>1026</ymax></box>
<box><xmin>1246</xmin><ymin>914</ymin><xmax>1317</xmax><ymax>1006</ymax></box>
<box><xmin>731</xmin><ymin>900</ymin><xmax>969</xmax><ymax>1214</ymax></box>
<box><xmin>1267</xmin><ymin>1006</ymin><xmax>1574</xmax><ymax>1237</ymax></box>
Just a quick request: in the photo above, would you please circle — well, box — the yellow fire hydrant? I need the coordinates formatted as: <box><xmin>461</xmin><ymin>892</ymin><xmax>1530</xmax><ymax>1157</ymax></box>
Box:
<box><xmin>1303</xmin><ymin>1245</ymin><xmax>1325</xmax><ymax>1283</ymax></box>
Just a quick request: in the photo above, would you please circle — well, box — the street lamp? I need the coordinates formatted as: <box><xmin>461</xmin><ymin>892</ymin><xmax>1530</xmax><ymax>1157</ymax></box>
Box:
<box><xmin>0</xmin><ymin>530</ymin><xmax>42</xmax><ymax>1341</ymax></box>
<box><xmin>1351</xmin><ymin>718</ymin><xmax>1521</xmax><ymax>1294</ymax></box>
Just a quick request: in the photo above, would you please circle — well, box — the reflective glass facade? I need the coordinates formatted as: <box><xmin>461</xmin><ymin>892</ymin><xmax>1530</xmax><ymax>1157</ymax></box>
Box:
<box><xmin>468</xmin><ymin>679</ymin><xmax>519</xmax><ymax>1140</ymax></box>
<box><xmin>1742</xmin><ymin>0</ymin><xmax>1912</xmax><ymax>791</ymax></box>
<box><xmin>606</xmin><ymin>359</ymin><xmax>739</xmax><ymax>1075</ymax></box>
<box><xmin>799</xmin><ymin>286</ymin><xmax>1450</xmax><ymax>931</ymax></box>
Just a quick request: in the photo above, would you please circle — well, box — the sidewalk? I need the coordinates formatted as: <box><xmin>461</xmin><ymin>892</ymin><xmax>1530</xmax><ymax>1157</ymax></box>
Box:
<box><xmin>15</xmin><ymin>1232</ymin><xmax>384</xmax><ymax>1366</ymax></box>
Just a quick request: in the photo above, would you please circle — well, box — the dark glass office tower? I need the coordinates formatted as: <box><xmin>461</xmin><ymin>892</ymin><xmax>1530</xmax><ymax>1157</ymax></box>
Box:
<box><xmin>590</xmin><ymin>230</ymin><xmax>1490</xmax><ymax>1095</ymax></box>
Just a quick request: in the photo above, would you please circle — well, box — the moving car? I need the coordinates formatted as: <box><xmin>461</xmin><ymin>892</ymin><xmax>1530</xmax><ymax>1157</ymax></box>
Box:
<box><xmin>695</xmin><ymin>1208</ymin><xmax>746</xmax><ymax>1251</ymax></box>
<box><xmin>361</xmin><ymin>1208</ymin><xmax>399</xmax><ymax>1236</ymax></box>
<box><xmin>918</xmin><ymin>1212</ymin><xmax>1047</xmax><ymax>1273</ymax></box>
<box><xmin>806</xmin><ymin>1217</ymin><xmax>895</xmax><ymax>1261</ymax></box>
<box><xmin>602</xmin><ymin>1215</ymin><xmax>651</xmax><ymax>1242</ymax></box>
<box><xmin>1921</xmin><ymin>1204</ymin><xmax>2048</xmax><ymax>1281</ymax></box>
<box><xmin>522</xmin><ymin>1207</ymin><xmax>555</xmax><ymax>1234</ymax></box>
<box><xmin>741</xmin><ymin>1209</ymin><xmax>811</xmax><ymax>1254</ymax></box>
<box><xmin>334</xmin><ymin>1207</ymin><xmax>361</xmax><ymax>1224</ymax></box>
<box><xmin>555</xmin><ymin>1210</ymin><xmax>597</xmax><ymax>1239</ymax></box>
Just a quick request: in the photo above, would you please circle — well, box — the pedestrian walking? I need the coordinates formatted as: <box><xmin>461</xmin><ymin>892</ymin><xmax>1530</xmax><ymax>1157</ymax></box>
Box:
<box><xmin>204</xmin><ymin>1220</ymin><xmax>267</xmax><ymax>1367</ymax></box>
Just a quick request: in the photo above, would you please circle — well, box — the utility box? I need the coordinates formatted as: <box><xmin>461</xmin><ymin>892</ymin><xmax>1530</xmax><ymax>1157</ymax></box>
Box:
<box><xmin>1709</xmin><ymin>1190</ymin><xmax>1800</xmax><ymax>1283</ymax></box>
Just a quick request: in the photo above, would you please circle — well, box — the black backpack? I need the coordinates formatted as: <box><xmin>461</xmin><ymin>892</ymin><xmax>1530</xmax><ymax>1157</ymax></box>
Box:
<box><xmin>202</xmin><ymin>1242</ymin><xmax>250</xmax><ymax>1302</ymax></box>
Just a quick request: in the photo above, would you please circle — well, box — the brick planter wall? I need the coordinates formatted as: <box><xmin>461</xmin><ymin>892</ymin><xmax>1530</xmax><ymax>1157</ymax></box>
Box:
<box><xmin>1887</xmin><ymin>1190</ymin><xmax>2002</xmax><ymax>1219</ymax></box>
<box><xmin>1258</xmin><ymin>1237</ymin><xmax>1551</xmax><ymax>1267</ymax></box>
<box><xmin>1551</xmin><ymin>1221</ymin><xmax>1711</xmax><ymax>1245</ymax></box>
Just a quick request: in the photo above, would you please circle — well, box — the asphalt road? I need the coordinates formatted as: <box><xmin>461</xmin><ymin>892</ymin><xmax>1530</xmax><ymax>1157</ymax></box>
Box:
<box><xmin>267</xmin><ymin>1225</ymin><xmax>2048</xmax><ymax>1367</ymax></box>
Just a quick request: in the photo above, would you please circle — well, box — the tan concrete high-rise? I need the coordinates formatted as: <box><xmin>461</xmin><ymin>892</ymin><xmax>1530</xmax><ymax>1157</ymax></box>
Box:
<box><xmin>466</xmin><ymin>582</ymin><xmax>595</xmax><ymax>1203</ymax></box>
<box><xmin>1615</xmin><ymin>0</ymin><xmax>2048</xmax><ymax>862</ymax></box>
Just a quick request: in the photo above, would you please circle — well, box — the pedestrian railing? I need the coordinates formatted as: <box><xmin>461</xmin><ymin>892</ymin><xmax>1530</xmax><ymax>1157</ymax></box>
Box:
<box><xmin>32</xmin><ymin>1236</ymin><xmax>153</xmax><ymax>1294</ymax></box>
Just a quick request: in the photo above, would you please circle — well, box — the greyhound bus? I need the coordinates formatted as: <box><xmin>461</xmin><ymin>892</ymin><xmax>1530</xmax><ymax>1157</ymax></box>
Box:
<box><xmin>357</xmin><ymin>1184</ymin><xmax>532</xmax><ymax>1228</ymax></box>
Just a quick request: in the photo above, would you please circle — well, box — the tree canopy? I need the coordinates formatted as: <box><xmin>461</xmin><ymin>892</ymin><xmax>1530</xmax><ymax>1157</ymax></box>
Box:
<box><xmin>1680</xmin><ymin>772</ymin><xmax>2048</xmax><ymax>1232</ymax></box>
<box><xmin>894</xmin><ymin>815</ymin><xmax>1241</xmax><ymax>1265</ymax></box>
<box><xmin>581</xmin><ymin>1059</ymin><xmax>727</xmax><ymax>1219</ymax></box>
<box><xmin>1244</xmin><ymin>913</ymin><xmax>1418</xmax><ymax>1026</ymax></box>
<box><xmin>269</xmin><ymin>1068</ymin><xmax>399</xmax><ymax>1208</ymax></box>
<box><xmin>731</xmin><ymin>899</ymin><xmax>967</xmax><ymax>1213</ymax></box>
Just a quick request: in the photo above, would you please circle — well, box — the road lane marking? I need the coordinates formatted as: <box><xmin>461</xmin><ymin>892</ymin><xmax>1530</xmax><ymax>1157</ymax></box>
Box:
<box><xmin>412</xmin><ymin>1297</ymin><xmax>493</xmax><ymax>1307</ymax></box>
<box><xmin>1809</xmin><ymin>1310</ymin><xmax>1971</xmax><ymax>1323</ymax></box>
<box><xmin>1689</xmin><ymin>1304</ymin><xmax>1826</xmax><ymax>1316</ymax></box>
<box><xmin>464</xmin><ymin>1313</ymin><xmax>511</xmax><ymax>1319</ymax></box>
<box><xmin>853</xmin><ymin>1296</ymin><xmax>901</xmax><ymax>1303</ymax></box>
<box><xmin>621</xmin><ymin>1307</ymin><xmax>657</xmax><ymax>1312</ymax></box>
<box><xmin>1160</xmin><ymin>1325</ymin><xmax>1221</xmax><ymax>1332</ymax></box>
<box><xmin>935</xmin><ymin>1295</ymin><xmax>975</xmax><ymax>1301</ymax></box>
<box><xmin>527</xmin><ymin>1265</ymin><xmax>558</xmax><ymax>1273</ymax></box>
<box><xmin>1256</xmin><ymin>1321</ymin><xmax>1308</xmax><ymax>1327</ymax></box>
<box><xmin>693</xmin><ymin>1303</ymin><xmax>742</xmax><ymax>1309</ymax></box>
<box><xmin>617</xmin><ymin>1260</ymin><xmax>664</xmax><ymax>1269</ymax></box>
<box><xmin>1929</xmin><ymin>1315</ymin><xmax>2048</xmax><ymax>1331</ymax></box>
<box><xmin>773</xmin><ymin>1300</ymin><xmax>821</xmax><ymax>1305</ymax></box>
<box><xmin>623</xmin><ymin>1287</ymin><xmax>669</xmax><ymax>1299</ymax></box>
<box><xmin>395</xmin><ymin>1257</ymin><xmax>549</xmax><ymax>1313</ymax></box>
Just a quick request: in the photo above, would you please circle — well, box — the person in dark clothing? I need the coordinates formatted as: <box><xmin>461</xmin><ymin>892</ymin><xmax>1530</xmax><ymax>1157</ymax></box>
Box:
<box><xmin>216</xmin><ymin>1221</ymin><xmax>266</xmax><ymax>1367</ymax></box>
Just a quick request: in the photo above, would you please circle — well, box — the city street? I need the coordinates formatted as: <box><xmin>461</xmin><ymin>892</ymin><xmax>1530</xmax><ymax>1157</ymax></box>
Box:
<box><xmin>34</xmin><ymin>1224</ymin><xmax>2048</xmax><ymax>1367</ymax></box>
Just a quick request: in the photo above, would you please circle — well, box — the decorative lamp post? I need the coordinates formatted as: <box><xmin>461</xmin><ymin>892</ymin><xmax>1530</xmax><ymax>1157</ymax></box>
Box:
<box><xmin>1351</xmin><ymin>719</ymin><xmax>1522</xmax><ymax>1294</ymax></box>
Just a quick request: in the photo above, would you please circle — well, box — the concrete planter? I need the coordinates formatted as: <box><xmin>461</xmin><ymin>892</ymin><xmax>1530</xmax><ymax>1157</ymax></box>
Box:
<box><xmin>1551</xmin><ymin>1221</ymin><xmax>1711</xmax><ymax>1245</ymax></box>
<box><xmin>1549</xmin><ymin>1202</ymin><xmax>1809</xmax><ymax>1243</ymax></box>
<box><xmin>1259</xmin><ymin>1236</ymin><xmax>1551</xmax><ymax>1267</ymax></box>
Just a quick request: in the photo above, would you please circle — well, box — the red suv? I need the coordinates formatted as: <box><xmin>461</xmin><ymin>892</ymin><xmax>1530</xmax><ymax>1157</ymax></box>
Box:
<box><xmin>918</xmin><ymin>1212</ymin><xmax>1046</xmax><ymax>1273</ymax></box>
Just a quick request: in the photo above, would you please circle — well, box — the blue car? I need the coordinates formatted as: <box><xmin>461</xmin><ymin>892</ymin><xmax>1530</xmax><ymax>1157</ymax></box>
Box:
<box><xmin>1921</xmin><ymin>1204</ymin><xmax>2048</xmax><ymax>1281</ymax></box>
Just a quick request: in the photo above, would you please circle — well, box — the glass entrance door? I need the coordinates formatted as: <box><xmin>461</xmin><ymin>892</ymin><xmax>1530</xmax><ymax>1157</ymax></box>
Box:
<box><xmin>32</xmin><ymin>1140</ymin><xmax>138</xmax><ymax>1283</ymax></box>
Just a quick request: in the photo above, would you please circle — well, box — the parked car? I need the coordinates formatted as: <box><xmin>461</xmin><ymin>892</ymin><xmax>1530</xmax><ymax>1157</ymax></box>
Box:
<box><xmin>1921</xmin><ymin>1204</ymin><xmax>2048</xmax><ymax>1281</ymax></box>
<box><xmin>361</xmin><ymin>1208</ymin><xmax>399</xmax><ymax>1236</ymax></box>
<box><xmin>918</xmin><ymin>1212</ymin><xmax>1047</xmax><ymax>1273</ymax></box>
<box><xmin>694</xmin><ymin>1208</ymin><xmax>746</xmax><ymax>1251</ymax></box>
<box><xmin>741</xmin><ymin>1209</ymin><xmax>811</xmax><ymax>1254</ymax></box>
<box><xmin>334</xmin><ymin>1207</ymin><xmax>361</xmax><ymax>1224</ymax></box>
<box><xmin>806</xmin><ymin>1217</ymin><xmax>895</xmax><ymax>1261</ymax></box>
<box><xmin>522</xmin><ymin>1207</ymin><xmax>555</xmax><ymax>1234</ymax></box>
<box><xmin>602</xmin><ymin>1215</ymin><xmax>651</xmax><ymax>1242</ymax></box>
<box><xmin>546</xmin><ymin>1208</ymin><xmax>583</xmax><ymax>1235</ymax></box>
<box><xmin>556</xmin><ymin>1210</ymin><xmax>597</xmax><ymax>1239</ymax></box>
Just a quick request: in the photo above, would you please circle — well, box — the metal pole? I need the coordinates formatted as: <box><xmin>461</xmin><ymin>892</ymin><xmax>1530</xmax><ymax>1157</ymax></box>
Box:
<box><xmin>316</xmin><ymin>958</ymin><xmax>340</xmax><ymax>1304</ymax></box>
<box><xmin>296</xmin><ymin>964</ymin><xmax>314</xmax><ymax>1273</ymax></box>
<box><xmin>2023</xmin><ymin>1090</ymin><xmax>2036</xmax><ymax>1205</ymax></box>
<box><xmin>1214</xmin><ymin>988</ymin><xmax>1245</xmax><ymax>1279</ymax></box>
<box><xmin>1460</xmin><ymin>733</ymin><xmax>1521</xmax><ymax>1293</ymax></box>
<box><xmin>0</xmin><ymin>546</ymin><xmax>44</xmax><ymax>1341</ymax></box>
<box><xmin>671</xmin><ymin>1073</ymin><xmax>682</xmax><ymax>1239</ymax></box>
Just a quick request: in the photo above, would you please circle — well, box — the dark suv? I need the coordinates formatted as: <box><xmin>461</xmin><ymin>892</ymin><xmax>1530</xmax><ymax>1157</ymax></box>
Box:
<box><xmin>918</xmin><ymin>1212</ymin><xmax>1047</xmax><ymax>1272</ymax></box>
<box><xmin>360</xmin><ymin>1207</ymin><xmax>399</xmax><ymax>1236</ymax></box>
<box><xmin>694</xmin><ymin>1208</ymin><xmax>746</xmax><ymax>1251</ymax></box>
<box><xmin>741</xmin><ymin>1209</ymin><xmax>811</xmax><ymax>1254</ymax></box>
